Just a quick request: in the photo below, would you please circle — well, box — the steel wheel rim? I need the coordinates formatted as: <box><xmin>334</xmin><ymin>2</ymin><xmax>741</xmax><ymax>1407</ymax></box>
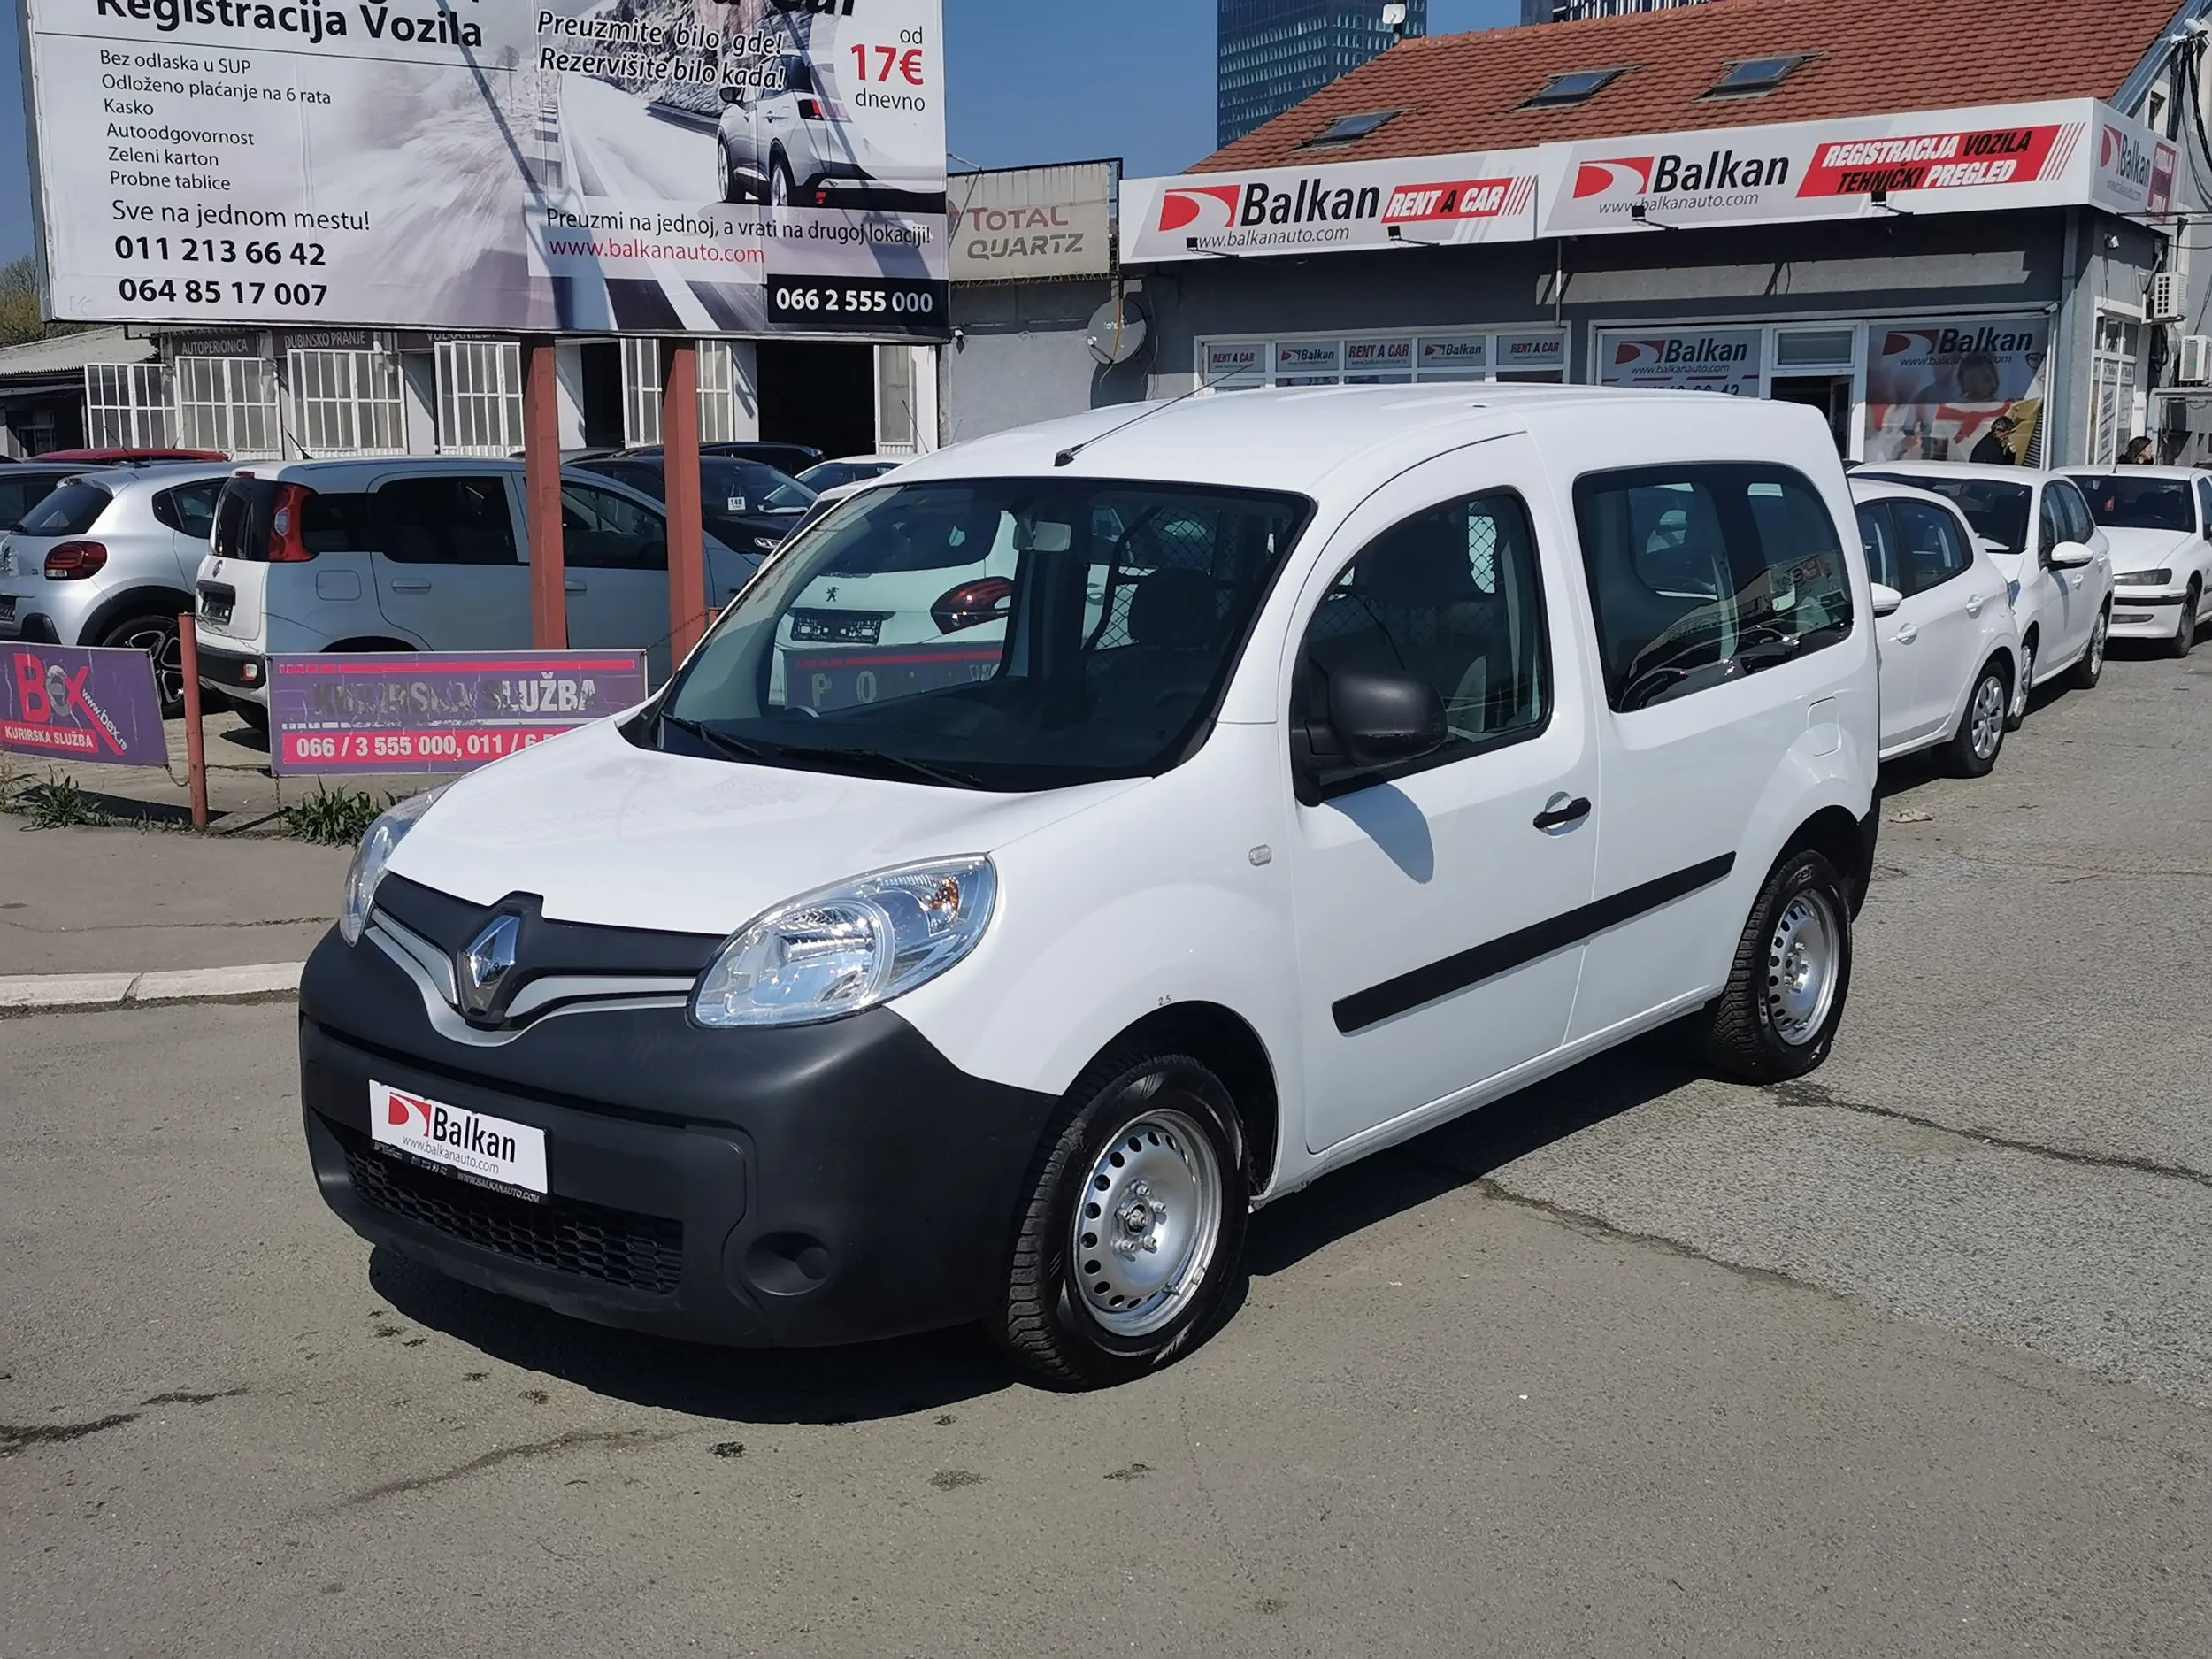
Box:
<box><xmin>1071</xmin><ymin>1105</ymin><xmax>1223</xmax><ymax>1340</ymax></box>
<box><xmin>115</xmin><ymin>621</ymin><xmax>181</xmax><ymax>707</ymax></box>
<box><xmin>2012</xmin><ymin>645</ymin><xmax>2034</xmax><ymax>718</ymax></box>
<box><xmin>1766</xmin><ymin>889</ymin><xmax>1840</xmax><ymax>1048</ymax></box>
<box><xmin>1970</xmin><ymin>673</ymin><xmax>2006</xmax><ymax>759</ymax></box>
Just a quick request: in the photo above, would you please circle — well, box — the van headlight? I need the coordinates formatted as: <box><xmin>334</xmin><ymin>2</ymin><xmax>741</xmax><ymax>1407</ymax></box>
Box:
<box><xmin>693</xmin><ymin>857</ymin><xmax>996</xmax><ymax>1029</ymax></box>
<box><xmin>338</xmin><ymin>787</ymin><xmax>448</xmax><ymax>946</ymax></box>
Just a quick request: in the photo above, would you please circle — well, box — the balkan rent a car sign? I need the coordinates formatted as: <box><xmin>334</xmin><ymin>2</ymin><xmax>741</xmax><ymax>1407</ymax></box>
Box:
<box><xmin>21</xmin><ymin>0</ymin><xmax>949</xmax><ymax>337</ymax></box>
<box><xmin>1123</xmin><ymin>97</ymin><xmax>2173</xmax><ymax>263</ymax></box>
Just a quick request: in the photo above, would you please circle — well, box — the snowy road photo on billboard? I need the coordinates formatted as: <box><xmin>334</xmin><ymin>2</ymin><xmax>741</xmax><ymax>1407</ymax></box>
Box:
<box><xmin>24</xmin><ymin>0</ymin><xmax>949</xmax><ymax>338</ymax></box>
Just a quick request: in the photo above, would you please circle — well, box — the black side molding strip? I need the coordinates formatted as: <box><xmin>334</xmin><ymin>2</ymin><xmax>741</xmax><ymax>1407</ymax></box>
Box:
<box><xmin>1332</xmin><ymin>854</ymin><xmax>1738</xmax><ymax>1035</ymax></box>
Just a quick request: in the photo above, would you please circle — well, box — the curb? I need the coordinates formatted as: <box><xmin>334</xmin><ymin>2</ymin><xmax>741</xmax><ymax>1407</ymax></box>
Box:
<box><xmin>0</xmin><ymin>962</ymin><xmax>303</xmax><ymax>1017</ymax></box>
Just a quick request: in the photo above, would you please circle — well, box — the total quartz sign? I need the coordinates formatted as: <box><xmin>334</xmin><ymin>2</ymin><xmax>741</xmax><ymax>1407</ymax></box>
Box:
<box><xmin>1123</xmin><ymin>97</ymin><xmax>2173</xmax><ymax>262</ymax></box>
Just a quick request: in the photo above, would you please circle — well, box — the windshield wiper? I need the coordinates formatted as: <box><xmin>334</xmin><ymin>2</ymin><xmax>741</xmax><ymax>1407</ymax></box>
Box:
<box><xmin>771</xmin><ymin>743</ymin><xmax>987</xmax><ymax>790</ymax></box>
<box><xmin>660</xmin><ymin>712</ymin><xmax>769</xmax><ymax>764</ymax></box>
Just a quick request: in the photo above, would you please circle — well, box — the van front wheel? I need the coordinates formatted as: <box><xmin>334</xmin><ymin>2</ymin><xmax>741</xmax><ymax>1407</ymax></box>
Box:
<box><xmin>994</xmin><ymin>1051</ymin><xmax>1248</xmax><ymax>1388</ymax></box>
<box><xmin>1696</xmin><ymin>849</ymin><xmax>1853</xmax><ymax>1084</ymax></box>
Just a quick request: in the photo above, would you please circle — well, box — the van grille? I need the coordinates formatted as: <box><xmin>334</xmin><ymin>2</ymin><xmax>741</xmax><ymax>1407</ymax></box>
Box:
<box><xmin>331</xmin><ymin>1120</ymin><xmax>684</xmax><ymax>1295</ymax></box>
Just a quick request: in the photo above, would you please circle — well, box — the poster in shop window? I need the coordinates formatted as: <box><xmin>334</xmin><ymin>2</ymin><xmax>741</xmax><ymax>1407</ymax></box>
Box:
<box><xmin>1599</xmin><ymin>329</ymin><xmax>1763</xmax><ymax>398</ymax></box>
<box><xmin>21</xmin><ymin>0</ymin><xmax>949</xmax><ymax>338</ymax></box>
<box><xmin>1863</xmin><ymin>318</ymin><xmax>2049</xmax><ymax>465</ymax></box>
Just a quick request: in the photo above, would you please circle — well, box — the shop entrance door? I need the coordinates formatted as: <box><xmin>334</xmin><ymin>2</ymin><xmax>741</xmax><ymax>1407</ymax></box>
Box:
<box><xmin>1770</xmin><ymin>376</ymin><xmax>1853</xmax><ymax>456</ymax></box>
<box><xmin>756</xmin><ymin>341</ymin><xmax>876</xmax><ymax>462</ymax></box>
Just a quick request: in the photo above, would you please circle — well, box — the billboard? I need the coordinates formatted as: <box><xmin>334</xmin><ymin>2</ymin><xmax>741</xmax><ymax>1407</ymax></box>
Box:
<box><xmin>268</xmin><ymin>650</ymin><xmax>648</xmax><ymax>775</ymax></box>
<box><xmin>22</xmin><ymin>0</ymin><xmax>949</xmax><ymax>338</ymax></box>
<box><xmin>1863</xmin><ymin>316</ymin><xmax>2050</xmax><ymax>465</ymax></box>
<box><xmin>3</xmin><ymin>644</ymin><xmax>170</xmax><ymax>768</ymax></box>
<box><xmin>1599</xmin><ymin>329</ymin><xmax>1763</xmax><ymax>397</ymax></box>
<box><xmin>949</xmin><ymin>162</ymin><xmax>1116</xmax><ymax>282</ymax></box>
<box><xmin>1123</xmin><ymin>98</ymin><xmax>2170</xmax><ymax>264</ymax></box>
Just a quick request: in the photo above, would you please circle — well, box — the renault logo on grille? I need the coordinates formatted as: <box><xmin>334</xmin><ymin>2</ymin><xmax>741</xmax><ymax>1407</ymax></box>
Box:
<box><xmin>459</xmin><ymin>915</ymin><xmax>521</xmax><ymax>1017</ymax></box>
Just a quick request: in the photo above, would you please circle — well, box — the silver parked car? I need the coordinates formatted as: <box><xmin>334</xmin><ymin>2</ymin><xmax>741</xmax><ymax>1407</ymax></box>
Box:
<box><xmin>715</xmin><ymin>41</ymin><xmax>935</xmax><ymax>208</ymax></box>
<box><xmin>0</xmin><ymin>463</ymin><xmax>234</xmax><ymax>716</ymax></box>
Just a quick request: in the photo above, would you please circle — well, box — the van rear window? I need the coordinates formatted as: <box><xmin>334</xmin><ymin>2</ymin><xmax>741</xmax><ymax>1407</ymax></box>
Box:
<box><xmin>17</xmin><ymin>480</ymin><xmax>113</xmax><ymax>537</ymax></box>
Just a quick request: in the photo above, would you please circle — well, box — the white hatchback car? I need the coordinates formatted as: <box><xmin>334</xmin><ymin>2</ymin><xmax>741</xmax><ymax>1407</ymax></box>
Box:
<box><xmin>1849</xmin><ymin>476</ymin><xmax>2023</xmax><ymax>775</ymax></box>
<box><xmin>296</xmin><ymin>387</ymin><xmax>1880</xmax><ymax>1386</ymax></box>
<box><xmin>193</xmin><ymin>458</ymin><xmax>762</xmax><ymax>721</ymax></box>
<box><xmin>2064</xmin><ymin>466</ymin><xmax>2212</xmax><ymax>657</ymax></box>
<box><xmin>1853</xmin><ymin>462</ymin><xmax>2113</xmax><ymax>723</ymax></box>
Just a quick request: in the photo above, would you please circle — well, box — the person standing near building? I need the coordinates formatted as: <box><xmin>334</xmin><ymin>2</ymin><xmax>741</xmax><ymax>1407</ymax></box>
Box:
<box><xmin>2122</xmin><ymin>435</ymin><xmax>2155</xmax><ymax>465</ymax></box>
<box><xmin>1970</xmin><ymin>414</ymin><xmax>2021</xmax><ymax>465</ymax></box>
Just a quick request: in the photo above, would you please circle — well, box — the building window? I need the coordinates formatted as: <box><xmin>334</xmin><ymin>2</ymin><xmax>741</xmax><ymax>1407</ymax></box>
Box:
<box><xmin>1202</xmin><ymin>329</ymin><xmax>1566</xmax><ymax>391</ymax></box>
<box><xmin>877</xmin><ymin>343</ymin><xmax>918</xmax><ymax>454</ymax></box>
<box><xmin>289</xmin><ymin>348</ymin><xmax>404</xmax><ymax>456</ymax></box>
<box><xmin>2090</xmin><ymin>311</ymin><xmax>2145</xmax><ymax>467</ymax></box>
<box><xmin>624</xmin><ymin>339</ymin><xmax>743</xmax><ymax>448</ymax></box>
<box><xmin>435</xmin><ymin>339</ymin><xmax>525</xmax><ymax>456</ymax></box>
<box><xmin>83</xmin><ymin>363</ymin><xmax>173</xmax><ymax>449</ymax></box>
<box><xmin>173</xmin><ymin>356</ymin><xmax>280</xmax><ymax>458</ymax></box>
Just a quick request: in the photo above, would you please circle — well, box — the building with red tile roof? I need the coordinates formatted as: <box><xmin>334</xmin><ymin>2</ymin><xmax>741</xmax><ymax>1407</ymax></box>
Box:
<box><xmin>1095</xmin><ymin>0</ymin><xmax>2212</xmax><ymax>470</ymax></box>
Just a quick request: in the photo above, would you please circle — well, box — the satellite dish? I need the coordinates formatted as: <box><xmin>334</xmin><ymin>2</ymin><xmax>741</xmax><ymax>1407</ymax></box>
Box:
<box><xmin>1087</xmin><ymin>295</ymin><xmax>1149</xmax><ymax>366</ymax></box>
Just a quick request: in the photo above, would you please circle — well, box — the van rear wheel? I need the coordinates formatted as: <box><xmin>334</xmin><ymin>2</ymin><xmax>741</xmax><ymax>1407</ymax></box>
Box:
<box><xmin>994</xmin><ymin>1050</ymin><xmax>1248</xmax><ymax>1388</ymax></box>
<box><xmin>1696</xmin><ymin>849</ymin><xmax>1853</xmax><ymax>1084</ymax></box>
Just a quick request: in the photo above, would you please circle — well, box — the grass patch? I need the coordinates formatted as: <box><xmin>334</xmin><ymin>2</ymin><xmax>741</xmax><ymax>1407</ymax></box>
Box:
<box><xmin>5</xmin><ymin>773</ymin><xmax>113</xmax><ymax>830</ymax></box>
<box><xmin>281</xmin><ymin>786</ymin><xmax>390</xmax><ymax>846</ymax></box>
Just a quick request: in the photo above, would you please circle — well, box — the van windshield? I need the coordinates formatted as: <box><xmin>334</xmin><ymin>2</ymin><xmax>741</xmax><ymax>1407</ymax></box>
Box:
<box><xmin>1862</xmin><ymin>474</ymin><xmax>2031</xmax><ymax>555</ymax></box>
<box><xmin>652</xmin><ymin>478</ymin><xmax>1311</xmax><ymax>791</ymax></box>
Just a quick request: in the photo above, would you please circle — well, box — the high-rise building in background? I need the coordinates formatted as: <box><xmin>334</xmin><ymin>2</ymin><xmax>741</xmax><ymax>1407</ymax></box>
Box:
<box><xmin>1519</xmin><ymin>0</ymin><xmax>1710</xmax><ymax>21</ymax></box>
<box><xmin>1217</xmin><ymin>2</ymin><xmax>1428</xmax><ymax>150</ymax></box>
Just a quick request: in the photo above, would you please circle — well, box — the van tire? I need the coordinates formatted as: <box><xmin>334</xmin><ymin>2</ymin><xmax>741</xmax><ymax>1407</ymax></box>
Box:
<box><xmin>228</xmin><ymin>699</ymin><xmax>268</xmax><ymax>733</ymax></box>
<box><xmin>993</xmin><ymin>1049</ymin><xmax>1248</xmax><ymax>1389</ymax></box>
<box><xmin>1697</xmin><ymin>849</ymin><xmax>1853</xmax><ymax>1085</ymax></box>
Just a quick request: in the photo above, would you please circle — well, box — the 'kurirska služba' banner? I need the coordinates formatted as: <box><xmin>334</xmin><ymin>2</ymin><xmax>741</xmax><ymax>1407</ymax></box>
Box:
<box><xmin>3</xmin><ymin>644</ymin><xmax>170</xmax><ymax>768</ymax></box>
<box><xmin>24</xmin><ymin>0</ymin><xmax>948</xmax><ymax>337</ymax></box>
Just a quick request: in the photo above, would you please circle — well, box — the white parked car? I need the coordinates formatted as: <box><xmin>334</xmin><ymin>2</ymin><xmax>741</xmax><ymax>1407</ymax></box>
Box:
<box><xmin>192</xmin><ymin>457</ymin><xmax>764</xmax><ymax>722</ymax></box>
<box><xmin>1854</xmin><ymin>463</ymin><xmax>2113</xmax><ymax>724</ymax></box>
<box><xmin>1849</xmin><ymin>476</ymin><xmax>2023</xmax><ymax>775</ymax></box>
<box><xmin>297</xmin><ymin>387</ymin><xmax>1880</xmax><ymax>1386</ymax></box>
<box><xmin>2063</xmin><ymin>466</ymin><xmax>2212</xmax><ymax>657</ymax></box>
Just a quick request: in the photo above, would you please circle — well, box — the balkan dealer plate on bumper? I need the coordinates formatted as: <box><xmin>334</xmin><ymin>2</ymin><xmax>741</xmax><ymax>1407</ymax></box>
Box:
<box><xmin>370</xmin><ymin>1081</ymin><xmax>548</xmax><ymax>1197</ymax></box>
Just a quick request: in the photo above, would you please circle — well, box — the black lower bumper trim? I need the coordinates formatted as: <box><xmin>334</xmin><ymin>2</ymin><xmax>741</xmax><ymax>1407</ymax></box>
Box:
<box><xmin>195</xmin><ymin>646</ymin><xmax>262</xmax><ymax>691</ymax></box>
<box><xmin>301</xmin><ymin>926</ymin><xmax>1061</xmax><ymax>1348</ymax></box>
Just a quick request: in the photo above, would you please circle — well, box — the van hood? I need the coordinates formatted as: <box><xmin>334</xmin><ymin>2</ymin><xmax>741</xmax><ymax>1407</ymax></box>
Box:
<box><xmin>382</xmin><ymin>718</ymin><xmax>1143</xmax><ymax>936</ymax></box>
<box><xmin>2096</xmin><ymin>525</ymin><xmax>2199</xmax><ymax>574</ymax></box>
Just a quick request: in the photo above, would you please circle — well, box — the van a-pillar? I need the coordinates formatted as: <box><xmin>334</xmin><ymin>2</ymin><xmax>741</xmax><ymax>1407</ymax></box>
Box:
<box><xmin>524</xmin><ymin>336</ymin><xmax>567</xmax><ymax>649</ymax></box>
<box><xmin>662</xmin><ymin>341</ymin><xmax>710</xmax><ymax>662</ymax></box>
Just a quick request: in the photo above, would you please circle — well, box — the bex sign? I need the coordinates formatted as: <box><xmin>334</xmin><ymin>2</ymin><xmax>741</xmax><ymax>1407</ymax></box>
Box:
<box><xmin>2</xmin><ymin>644</ymin><xmax>170</xmax><ymax>768</ymax></box>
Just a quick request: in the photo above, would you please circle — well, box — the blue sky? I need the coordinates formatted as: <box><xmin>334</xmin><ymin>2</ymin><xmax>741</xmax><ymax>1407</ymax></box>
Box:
<box><xmin>0</xmin><ymin>0</ymin><xmax>1517</xmax><ymax>268</ymax></box>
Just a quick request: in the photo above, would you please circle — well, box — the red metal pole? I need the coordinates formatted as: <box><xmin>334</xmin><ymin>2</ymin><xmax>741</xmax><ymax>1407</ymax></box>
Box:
<box><xmin>524</xmin><ymin>336</ymin><xmax>568</xmax><ymax>649</ymax></box>
<box><xmin>176</xmin><ymin>611</ymin><xmax>209</xmax><ymax>831</ymax></box>
<box><xmin>662</xmin><ymin>339</ymin><xmax>709</xmax><ymax>664</ymax></box>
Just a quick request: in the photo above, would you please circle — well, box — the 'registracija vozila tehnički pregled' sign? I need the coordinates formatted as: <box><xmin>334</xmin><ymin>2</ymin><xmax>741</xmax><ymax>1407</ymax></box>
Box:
<box><xmin>20</xmin><ymin>0</ymin><xmax>949</xmax><ymax>338</ymax></box>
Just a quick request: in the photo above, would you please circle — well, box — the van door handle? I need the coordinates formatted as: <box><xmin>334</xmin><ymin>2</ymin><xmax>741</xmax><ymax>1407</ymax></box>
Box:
<box><xmin>1532</xmin><ymin>795</ymin><xmax>1593</xmax><ymax>832</ymax></box>
<box><xmin>1894</xmin><ymin>624</ymin><xmax>1918</xmax><ymax>644</ymax></box>
<box><xmin>565</xmin><ymin>580</ymin><xmax>587</xmax><ymax>594</ymax></box>
<box><xmin>1965</xmin><ymin>593</ymin><xmax>1986</xmax><ymax>617</ymax></box>
<box><xmin>388</xmin><ymin>580</ymin><xmax>432</xmax><ymax>593</ymax></box>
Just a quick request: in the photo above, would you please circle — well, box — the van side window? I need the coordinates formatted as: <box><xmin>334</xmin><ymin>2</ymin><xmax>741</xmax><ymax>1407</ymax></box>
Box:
<box><xmin>1295</xmin><ymin>490</ymin><xmax>1549</xmax><ymax>795</ymax></box>
<box><xmin>1574</xmin><ymin>464</ymin><xmax>1855</xmax><ymax>714</ymax></box>
<box><xmin>1888</xmin><ymin>498</ymin><xmax>1971</xmax><ymax>594</ymax></box>
<box><xmin>373</xmin><ymin>476</ymin><xmax>518</xmax><ymax>565</ymax></box>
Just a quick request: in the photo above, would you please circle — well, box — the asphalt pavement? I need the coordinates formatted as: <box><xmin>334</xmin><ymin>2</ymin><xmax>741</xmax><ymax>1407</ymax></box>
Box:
<box><xmin>3</xmin><ymin>643</ymin><xmax>2210</xmax><ymax>1657</ymax></box>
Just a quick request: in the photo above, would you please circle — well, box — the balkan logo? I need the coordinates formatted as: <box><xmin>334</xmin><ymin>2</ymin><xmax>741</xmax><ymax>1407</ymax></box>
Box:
<box><xmin>1156</xmin><ymin>184</ymin><xmax>1244</xmax><ymax>234</ymax></box>
<box><xmin>1158</xmin><ymin>177</ymin><xmax>1384</xmax><ymax>233</ymax></box>
<box><xmin>1574</xmin><ymin>150</ymin><xmax>1790</xmax><ymax>202</ymax></box>
<box><xmin>1614</xmin><ymin>337</ymin><xmax>1752</xmax><ymax>370</ymax></box>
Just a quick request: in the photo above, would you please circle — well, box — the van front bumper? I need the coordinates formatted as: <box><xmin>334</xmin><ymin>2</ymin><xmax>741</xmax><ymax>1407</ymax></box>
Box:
<box><xmin>299</xmin><ymin>919</ymin><xmax>1058</xmax><ymax>1348</ymax></box>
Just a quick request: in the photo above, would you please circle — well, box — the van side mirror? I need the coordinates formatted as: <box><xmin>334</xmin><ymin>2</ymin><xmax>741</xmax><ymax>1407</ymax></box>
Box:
<box><xmin>1328</xmin><ymin>670</ymin><xmax>1448</xmax><ymax>769</ymax></box>
<box><xmin>1869</xmin><ymin>582</ymin><xmax>1904</xmax><ymax>618</ymax></box>
<box><xmin>2048</xmin><ymin>541</ymin><xmax>2094</xmax><ymax>570</ymax></box>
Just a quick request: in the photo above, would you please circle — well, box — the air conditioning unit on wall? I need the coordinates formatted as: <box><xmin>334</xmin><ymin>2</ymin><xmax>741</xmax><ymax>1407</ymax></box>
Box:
<box><xmin>2149</xmin><ymin>272</ymin><xmax>2185</xmax><ymax>322</ymax></box>
<box><xmin>2178</xmin><ymin>334</ymin><xmax>2212</xmax><ymax>384</ymax></box>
